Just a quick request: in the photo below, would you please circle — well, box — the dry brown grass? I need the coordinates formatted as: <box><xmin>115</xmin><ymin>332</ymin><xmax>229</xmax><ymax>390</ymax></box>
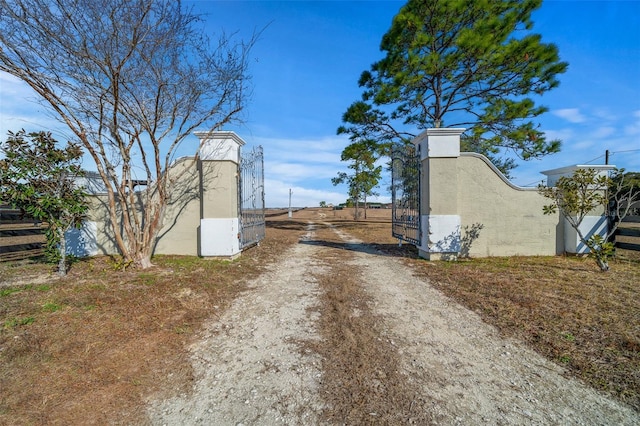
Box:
<box><xmin>303</xmin><ymin>223</ymin><xmax>432</xmax><ymax>424</ymax></box>
<box><xmin>0</xmin><ymin>220</ymin><xmax>301</xmax><ymax>425</ymax></box>
<box><xmin>409</xmin><ymin>254</ymin><xmax>640</xmax><ymax>411</ymax></box>
<box><xmin>327</xmin><ymin>208</ymin><xmax>640</xmax><ymax>411</ymax></box>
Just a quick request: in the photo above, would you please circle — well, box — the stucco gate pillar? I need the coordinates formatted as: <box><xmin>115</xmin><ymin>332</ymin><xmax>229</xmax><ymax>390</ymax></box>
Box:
<box><xmin>194</xmin><ymin>130</ymin><xmax>245</xmax><ymax>258</ymax></box>
<box><xmin>414</xmin><ymin>128</ymin><xmax>466</xmax><ymax>260</ymax></box>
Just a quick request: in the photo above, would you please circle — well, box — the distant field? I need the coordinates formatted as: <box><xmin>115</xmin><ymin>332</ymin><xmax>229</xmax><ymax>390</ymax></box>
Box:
<box><xmin>268</xmin><ymin>206</ymin><xmax>392</xmax><ymax>221</ymax></box>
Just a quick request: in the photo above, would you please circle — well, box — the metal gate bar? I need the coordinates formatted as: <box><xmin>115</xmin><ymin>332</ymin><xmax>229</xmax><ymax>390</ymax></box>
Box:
<box><xmin>238</xmin><ymin>146</ymin><xmax>265</xmax><ymax>249</ymax></box>
<box><xmin>391</xmin><ymin>143</ymin><xmax>421</xmax><ymax>245</ymax></box>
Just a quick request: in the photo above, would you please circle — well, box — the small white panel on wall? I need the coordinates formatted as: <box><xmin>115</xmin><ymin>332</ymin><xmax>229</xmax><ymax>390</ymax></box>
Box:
<box><xmin>421</xmin><ymin>214</ymin><xmax>461</xmax><ymax>253</ymax></box>
<box><xmin>200</xmin><ymin>218</ymin><xmax>240</xmax><ymax>257</ymax></box>
<box><xmin>564</xmin><ymin>215</ymin><xmax>608</xmax><ymax>254</ymax></box>
<box><xmin>65</xmin><ymin>221</ymin><xmax>98</xmax><ymax>257</ymax></box>
<box><xmin>199</xmin><ymin>139</ymin><xmax>238</xmax><ymax>162</ymax></box>
<box><xmin>427</xmin><ymin>136</ymin><xmax>459</xmax><ymax>158</ymax></box>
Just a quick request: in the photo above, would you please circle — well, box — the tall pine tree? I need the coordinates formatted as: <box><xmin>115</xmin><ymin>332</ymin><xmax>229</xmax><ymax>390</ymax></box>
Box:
<box><xmin>339</xmin><ymin>0</ymin><xmax>568</xmax><ymax>177</ymax></box>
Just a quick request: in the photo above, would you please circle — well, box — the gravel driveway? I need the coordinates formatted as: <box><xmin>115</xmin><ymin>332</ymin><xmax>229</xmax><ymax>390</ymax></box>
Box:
<box><xmin>148</xmin><ymin>222</ymin><xmax>639</xmax><ymax>425</ymax></box>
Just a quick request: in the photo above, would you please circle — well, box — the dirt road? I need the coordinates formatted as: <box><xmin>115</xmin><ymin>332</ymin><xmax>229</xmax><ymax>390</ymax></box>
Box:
<box><xmin>148</xmin><ymin>222</ymin><xmax>638</xmax><ymax>425</ymax></box>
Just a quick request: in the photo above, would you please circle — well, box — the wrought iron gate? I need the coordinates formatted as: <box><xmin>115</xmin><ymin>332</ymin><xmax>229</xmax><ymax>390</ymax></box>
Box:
<box><xmin>238</xmin><ymin>146</ymin><xmax>265</xmax><ymax>249</ymax></box>
<box><xmin>391</xmin><ymin>143</ymin><xmax>421</xmax><ymax>245</ymax></box>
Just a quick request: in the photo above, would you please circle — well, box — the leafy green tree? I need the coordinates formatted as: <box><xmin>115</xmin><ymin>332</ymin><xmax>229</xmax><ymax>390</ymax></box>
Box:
<box><xmin>539</xmin><ymin>168</ymin><xmax>640</xmax><ymax>272</ymax></box>
<box><xmin>319</xmin><ymin>201</ymin><xmax>327</xmax><ymax>208</ymax></box>
<box><xmin>0</xmin><ymin>130</ymin><xmax>88</xmax><ymax>276</ymax></box>
<box><xmin>0</xmin><ymin>0</ymin><xmax>257</xmax><ymax>268</ymax></box>
<box><xmin>332</xmin><ymin>139</ymin><xmax>382</xmax><ymax>220</ymax></box>
<box><xmin>339</xmin><ymin>0</ymin><xmax>568</xmax><ymax>177</ymax></box>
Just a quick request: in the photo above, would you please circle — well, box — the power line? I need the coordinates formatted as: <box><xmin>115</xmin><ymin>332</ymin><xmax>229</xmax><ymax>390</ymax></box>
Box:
<box><xmin>584</xmin><ymin>154</ymin><xmax>606</xmax><ymax>164</ymax></box>
<box><xmin>517</xmin><ymin>148</ymin><xmax>639</xmax><ymax>187</ymax></box>
<box><xmin>521</xmin><ymin>179</ymin><xmax>545</xmax><ymax>187</ymax></box>
<box><xmin>609</xmin><ymin>148</ymin><xmax>640</xmax><ymax>154</ymax></box>
<box><xmin>582</xmin><ymin>148</ymin><xmax>639</xmax><ymax>165</ymax></box>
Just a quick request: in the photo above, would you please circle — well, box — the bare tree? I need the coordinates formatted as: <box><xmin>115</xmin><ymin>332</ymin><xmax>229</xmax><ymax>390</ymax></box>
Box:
<box><xmin>0</xmin><ymin>0</ymin><xmax>258</xmax><ymax>268</ymax></box>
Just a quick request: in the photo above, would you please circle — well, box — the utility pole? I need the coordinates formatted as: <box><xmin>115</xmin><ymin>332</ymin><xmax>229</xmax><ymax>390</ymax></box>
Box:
<box><xmin>288</xmin><ymin>188</ymin><xmax>292</xmax><ymax>218</ymax></box>
<box><xmin>605</xmin><ymin>150</ymin><xmax>609</xmax><ymax>165</ymax></box>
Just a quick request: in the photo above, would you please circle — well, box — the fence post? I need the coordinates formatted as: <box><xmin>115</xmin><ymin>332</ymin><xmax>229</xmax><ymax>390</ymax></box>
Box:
<box><xmin>194</xmin><ymin>130</ymin><xmax>245</xmax><ymax>258</ymax></box>
<box><xmin>414</xmin><ymin>128</ymin><xmax>466</xmax><ymax>260</ymax></box>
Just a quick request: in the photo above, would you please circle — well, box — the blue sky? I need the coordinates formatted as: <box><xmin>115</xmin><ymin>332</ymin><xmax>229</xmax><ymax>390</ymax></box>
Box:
<box><xmin>1</xmin><ymin>0</ymin><xmax>639</xmax><ymax>207</ymax></box>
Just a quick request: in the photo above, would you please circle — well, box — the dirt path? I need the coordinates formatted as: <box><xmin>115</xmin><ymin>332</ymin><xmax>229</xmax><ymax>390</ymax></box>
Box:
<box><xmin>148</xmin><ymin>224</ymin><xmax>325</xmax><ymax>424</ymax></box>
<box><xmin>148</xmin><ymin>222</ymin><xmax>639</xmax><ymax>425</ymax></box>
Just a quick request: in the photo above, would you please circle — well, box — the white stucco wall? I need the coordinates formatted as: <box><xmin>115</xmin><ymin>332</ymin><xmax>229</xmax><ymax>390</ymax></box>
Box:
<box><xmin>456</xmin><ymin>154</ymin><xmax>561</xmax><ymax>257</ymax></box>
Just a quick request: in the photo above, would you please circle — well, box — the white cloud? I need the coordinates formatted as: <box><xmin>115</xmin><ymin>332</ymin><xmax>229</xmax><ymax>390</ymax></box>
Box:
<box><xmin>266</xmin><ymin>160</ymin><xmax>344</xmax><ymax>182</ymax></box>
<box><xmin>543</xmin><ymin>128</ymin><xmax>574</xmax><ymax>142</ymax></box>
<box><xmin>247</xmin><ymin>134</ymin><xmax>359</xmax><ymax>206</ymax></box>
<box><xmin>254</xmin><ymin>135</ymin><xmax>347</xmax><ymax>165</ymax></box>
<box><xmin>257</xmin><ymin>135</ymin><xmax>352</xmax><ymax>187</ymax></box>
<box><xmin>265</xmin><ymin>178</ymin><xmax>347</xmax><ymax>207</ymax></box>
<box><xmin>0</xmin><ymin>72</ymin><xmax>71</xmax><ymax>139</ymax></box>
<box><xmin>264</xmin><ymin>148</ymin><xmax>341</xmax><ymax>166</ymax></box>
<box><xmin>552</xmin><ymin>108</ymin><xmax>587</xmax><ymax>123</ymax></box>
<box><xmin>0</xmin><ymin>73</ymin><xmax>27</xmax><ymax>96</ymax></box>
<box><xmin>623</xmin><ymin>110</ymin><xmax>640</xmax><ymax>136</ymax></box>
<box><xmin>592</xmin><ymin>126</ymin><xmax>615</xmax><ymax>138</ymax></box>
<box><xmin>259</xmin><ymin>134</ymin><xmax>393</xmax><ymax>206</ymax></box>
<box><xmin>591</xmin><ymin>108</ymin><xmax>617</xmax><ymax>123</ymax></box>
<box><xmin>572</xmin><ymin>139</ymin><xmax>597</xmax><ymax>150</ymax></box>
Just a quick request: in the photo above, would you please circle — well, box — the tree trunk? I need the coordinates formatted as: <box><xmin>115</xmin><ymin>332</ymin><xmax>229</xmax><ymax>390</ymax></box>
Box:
<box><xmin>136</xmin><ymin>254</ymin><xmax>154</xmax><ymax>269</ymax></box>
<box><xmin>364</xmin><ymin>195</ymin><xmax>368</xmax><ymax>220</ymax></box>
<box><xmin>596</xmin><ymin>257</ymin><xmax>610</xmax><ymax>272</ymax></box>
<box><xmin>57</xmin><ymin>227</ymin><xmax>66</xmax><ymax>276</ymax></box>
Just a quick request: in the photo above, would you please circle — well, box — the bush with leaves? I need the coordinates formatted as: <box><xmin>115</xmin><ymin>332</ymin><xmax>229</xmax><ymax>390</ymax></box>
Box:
<box><xmin>0</xmin><ymin>130</ymin><xmax>88</xmax><ymax>275</ymax></box>
<box><xmin>539</xmin><ymin>168</ymin><xmax>640</xmax><ymax>272</ymax></box>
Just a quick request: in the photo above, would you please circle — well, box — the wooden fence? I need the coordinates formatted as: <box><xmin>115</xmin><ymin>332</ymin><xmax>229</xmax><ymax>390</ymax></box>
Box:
<box><xmin>615</xmin><ymin>216</ymin><xmax>640</xmax><ymax>253</ymax></box>
<box><xmin>0</xmin><ymin>205</ymin><xmax>45</xmax><ymax>262</ymax></box>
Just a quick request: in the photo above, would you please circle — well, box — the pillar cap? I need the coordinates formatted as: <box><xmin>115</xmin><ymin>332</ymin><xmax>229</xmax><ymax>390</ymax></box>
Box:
<box><xmin>194</xmin><ymin>130</ymin><xmax>246</xmax><ymax>146</ymax></box>
<box><xmin>423</xmin><ymin>128</ymin><xmax>466</xmax><ymax>136</ymax></box>
<box><xmin>194</xmin><ymin>130</ymin><xmax>246</xmax><ymax>162</ymax></box>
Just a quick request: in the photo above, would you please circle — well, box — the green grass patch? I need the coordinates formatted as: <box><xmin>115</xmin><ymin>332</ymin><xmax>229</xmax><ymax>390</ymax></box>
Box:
<box><xmin>42</xmin><ymin>302</ymin><xmax>63</xmax><ymax>313</ymax></box>
<box><xmin>3</xmin><ymin>316</ymin><xmax>35</xmax><ymax>329</ymax></box>
<box><xmin>0</xmin><ymin>288</ymin><xmax>21</xmax><ymax>297</ymax></box>
<box><xmin>136</xmin><ymin>273</ymin><xmax>157</xmax><ymax>286</ymax></box>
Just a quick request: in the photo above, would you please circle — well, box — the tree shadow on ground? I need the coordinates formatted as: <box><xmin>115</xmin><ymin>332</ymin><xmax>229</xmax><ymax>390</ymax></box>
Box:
<box><xmin>299</xmin><ymin>238</ymin><xmax>418</xmax><ymax>259</ymax></box>
<box><xmin>265</xmin><ymin>220</ymin><xmax>310</xmax><ymax>231</ymax></box>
